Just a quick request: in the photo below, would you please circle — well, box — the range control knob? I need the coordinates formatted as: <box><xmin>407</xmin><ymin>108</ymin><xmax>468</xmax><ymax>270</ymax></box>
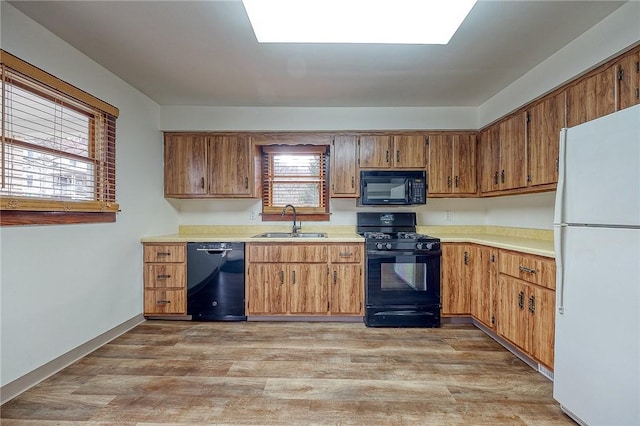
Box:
<box><xmin>425</xmin><ymin>242</ymin><xmax>434</xmax><ymax>250</ymax></box>
<box><xmin>385</xmin><ymin>243</ymin><xmax>392</xmax><ymax>250</ymax></box>
<box><xmin>376</xmin><ymin>242</ymin><xmax>384</xmax><ymax>250</ymax></box>
<box><xmin>416</xmin><ymin>243</ymin><xmax>423</xmax><ymax>250</ymax></box>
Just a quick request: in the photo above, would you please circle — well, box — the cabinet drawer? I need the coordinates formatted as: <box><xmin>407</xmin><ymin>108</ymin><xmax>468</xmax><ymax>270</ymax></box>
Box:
<box><xmin>144</xmin><ymin>264</ymin><xmax>186</xmax><ymax>289</ymax></box>
<box><xmin>144</xmin><ymin>244</ymin><xmax>185</xmax><ymax>263</ymax></box>
<box><xmin>330</xmin><ymin>245</ymin><xmax>363</xmax><ymax>263</ymax></box>
<box><xmin>144</xmin><ymin>289</ymin><xmax>186</xmax><ymax>315</ymax></box>
<box><xmin>499</xmin><ymin>251</ymin><xmax>555</xmax><ymax>289</ymax></box>
<box><xmin>248</xmin><ymin>244</ymin><xmax>328</xmax><ymax>263</ymax></box>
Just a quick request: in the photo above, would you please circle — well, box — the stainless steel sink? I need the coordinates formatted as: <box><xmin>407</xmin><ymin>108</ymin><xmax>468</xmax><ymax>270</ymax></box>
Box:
<box><xmin>252</xmin><ymin>232</ymin><xmax>327</xmax><ymax>238</ymax></box>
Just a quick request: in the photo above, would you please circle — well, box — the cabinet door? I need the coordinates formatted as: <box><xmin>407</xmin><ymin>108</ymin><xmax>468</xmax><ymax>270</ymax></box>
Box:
<box><xmin>527</xmin><ymin>92</ymin><xmax>565</xmax><ymax>187</ymax></box>
<box><xmin>452</xmin><ymin>133</ymin><xmax>477</xmax><ymax>194</ymax></box>
<box><xmin>470</xmin><ymin>246</ymin><xmax>496</xmax><ymax>329</ymax></box>
<box><xmin>529</xmin><ymin>285</ymin><xmax>555</xmax><ymax>369</ymax></box>
<box><xmin>289</xmin><ymin>264</ymin><xmax>328</xmax><ymax>314</ymax></box>
<box><xmin>497</xmin><ymin>276</ymin><xmax>530</xmax><ymax>352</ymax></box>
<box><xmin>208</xmin><ymin>135</ymin><xmax>252</xmax><ymax>196</ymax></box>
<box><xmin>331</xmin><ymin>264</ymin><xmax>363</xmax><ymax>315</ymax></box>
<box><xmin>331</xmin><ymin>135</ymin><xmax>359</xmax><ymax>197</ymax></box>
<box><xmin>499</xmin><ymin>113</ymin><xmax>527</xmax><ymax>190</ymax></box>
<box><xmin>617</xmin><ymin>50</ymin><xmax>640</xmax><ymax>110</ymax></box>
<box><xmin>359</xmin><ymin>135</ymin><xmax>392</xmax><ymax>168</ymax></box>
<box><xmin>479</xmin><ymin>125</ymin><xmax>500</xmax><ymax>193</ymax></box>
<box><xmin>567</xmin><ymin>64</ymin><xmax>616</xmax><ymax>127</ymax></box>
<box><xmin>393</xmin><ymin>135</ymin><xmax>426</xmax><ymax>168</ymax></box>
<box><xmin>427</xmin><ymin>134</ymin><xmax>452</xmax><ymax>194</ymax></box>
<box><xmin>247</xmin><ymin>264</ymin><xmax>287</xmax><ymax>314</ymax></box>
<box><xmin>164</xmin><ymin>134</ymin><xmax>208</xmax><ymax>196</ymax></box>
<box><xmin>441</xmin><ymin>244</ymin><xmax>470</xmax><ymax>315</ymax></box>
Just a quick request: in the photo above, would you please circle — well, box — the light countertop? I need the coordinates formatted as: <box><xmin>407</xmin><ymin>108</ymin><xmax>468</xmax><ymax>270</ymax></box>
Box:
<box><xmin>141</xmin><ymin>225</ymin><xmax>554</xmax><ymax>258</ymax></box>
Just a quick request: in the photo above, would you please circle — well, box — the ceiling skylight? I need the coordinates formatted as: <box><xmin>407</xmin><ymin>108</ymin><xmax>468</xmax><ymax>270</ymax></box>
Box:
<box><xmin>242</xmin><ymin>0</ymin><xmax>477</xmax><ymax>44</ymax></box>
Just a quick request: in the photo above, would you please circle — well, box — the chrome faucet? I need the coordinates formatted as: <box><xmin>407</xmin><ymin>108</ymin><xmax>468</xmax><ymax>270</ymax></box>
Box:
<box><xmin>281</xmin><ymin>204</ymin><xmax>301</xmax><ymax>236</ymax></box>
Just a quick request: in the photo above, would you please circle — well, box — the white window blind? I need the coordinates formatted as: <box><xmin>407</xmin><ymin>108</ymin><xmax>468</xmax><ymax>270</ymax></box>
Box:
<box><xmin>1</xmin><ymin>50</ymin><xmax>119</xmax><ymax>218</ymax></box>
<box><xmin>262</xmin><ymin>145</ymin><xmax>329</xmax><ymax>215</ymax></box>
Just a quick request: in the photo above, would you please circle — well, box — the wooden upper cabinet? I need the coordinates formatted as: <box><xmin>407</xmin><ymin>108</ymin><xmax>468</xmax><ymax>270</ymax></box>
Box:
<box><xmin>527</xmin><ymin>91</ymin><xmax>565</xmax><ymax>187</ymax></box>
<box><xmin>164</xmin><ymin>132</ymin><xmax>254</xmax><ymax>198</ymax></box>
<box><xmin>164</xmin><ymin>134</ymin><xmax>208</xmax><ymax>196</ymax></box>
<box><xmin>331</xmin><ymin>135</ymin><xmax>359</xmax><ymax>197</ymax></box>
<box><xmin>616</xmin><ymin>49</ymin><xmax>640</xmax><ymax>110</ymax></box>
<box><xmin>393</xmin><ymin>135</ymin><xmax>427</xmax><ymax>168</ymax></box>
<box><xmin>358</xmin><ymin>135</ymin><xmax>392</xmax><ymax>168</ymax></box>
<box><xmin>499</xmin><ymin>113</ymin><xmax>527</xmax><ymax>191</ymax></box>
<box><xmin>358</xmin><ymin>134</ymin><xmax>426</xmax><ymax>169</ymax></box>
<box><xmin>567</xmin><ymin>64</ymin><xmax>616</xmax><ymax>127</ymax></box>
<box><xmin>427</xmin><ymin>133</ymin><xmax>476</xmax><ymax>195</ymax></box>
<box><xmin>208</xmin><ymin>135</ymin><xmax>252</xmax><ymax>196</ymax></box>
<box><xmin>427</xmin><ymin>134</ymin><xmax>452</xmax><ymax>194</ymax></box>
<box><xmin>479</xmin><ymin>125</ymin><xmax>501</xmax><ymax>194</ymax></box>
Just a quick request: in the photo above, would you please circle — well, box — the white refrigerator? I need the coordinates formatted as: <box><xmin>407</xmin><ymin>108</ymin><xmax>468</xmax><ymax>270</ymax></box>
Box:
<box><xmin>553</xmin><ymin>104</ymin><xmax>640</xmax><ymax>426</ymax></box>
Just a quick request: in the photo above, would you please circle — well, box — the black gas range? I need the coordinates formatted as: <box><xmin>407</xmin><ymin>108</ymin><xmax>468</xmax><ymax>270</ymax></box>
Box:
<box><xmin>357</xmin><ymin>212</ymin><xmax>442</xmax><ymax>327</ymax></box>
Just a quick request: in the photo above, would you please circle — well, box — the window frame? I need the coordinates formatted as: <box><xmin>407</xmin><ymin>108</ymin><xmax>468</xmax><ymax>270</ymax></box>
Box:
<box><xmin>1</xmin><ymin>50</ymin><xmax>119</xmax><ymax>226</ymax></box>
<box><xmin>260</xmin><ymin>144</ymin><xmax>330</xmax><ymax>222</ymax></box>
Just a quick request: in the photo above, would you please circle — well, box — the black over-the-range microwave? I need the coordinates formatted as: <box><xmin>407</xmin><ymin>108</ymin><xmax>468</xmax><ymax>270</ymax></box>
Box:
<box><xmin>359</xmin><ymin>170</ymin><xmax>427</xmax><ymax>206</ymax></box>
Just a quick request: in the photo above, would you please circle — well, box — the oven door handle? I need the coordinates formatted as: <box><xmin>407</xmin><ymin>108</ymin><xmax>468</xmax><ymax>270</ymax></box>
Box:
<box><xmin>367</xmin><ymin>250</ymin><xmax>442</xmax><ymax>257</ymax></box>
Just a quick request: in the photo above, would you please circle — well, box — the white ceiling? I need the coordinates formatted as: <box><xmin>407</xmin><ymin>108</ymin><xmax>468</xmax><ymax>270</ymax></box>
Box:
<box><xmin>8</xmin><ymin>0</ymin><xmax>628</xmax><ymax>107</ymax></box>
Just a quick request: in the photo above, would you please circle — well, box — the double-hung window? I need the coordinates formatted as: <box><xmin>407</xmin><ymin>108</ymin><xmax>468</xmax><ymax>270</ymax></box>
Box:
<box><xmin>1</xmin><ymin>50</ymin><xmax>119</xmax><ymax>225</ymax></box>
<box><xmin>261</xmin><ymin>145</ymin><xmax>330</xmax><ymax>221</ymax></box>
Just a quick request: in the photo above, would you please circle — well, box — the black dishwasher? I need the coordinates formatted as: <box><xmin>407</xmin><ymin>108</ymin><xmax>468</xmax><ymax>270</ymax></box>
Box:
<box><xmin>187</xmin><ymin>242</ymin><xmax>246</xmax><ymax>321</ymax></box>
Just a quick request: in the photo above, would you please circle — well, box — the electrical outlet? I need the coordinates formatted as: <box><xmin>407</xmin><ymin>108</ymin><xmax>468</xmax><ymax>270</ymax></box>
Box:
<box><xmin>445</xmin><ymin>211</ymin><xmax>452</xmax><ymax>221</ymax></box>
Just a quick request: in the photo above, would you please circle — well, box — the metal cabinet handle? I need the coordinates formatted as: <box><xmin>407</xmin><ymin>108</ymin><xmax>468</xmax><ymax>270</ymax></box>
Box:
<box><xmin>339</xmin><ymin>252</ymin><xmax>353</xmax><ymax>257</ymax></box>
<box><xmin>156</xmin><ymin>300</ymin><xmax>171</xmax><ymax>305</ymax></box>
<box><xmin>493</xmin><ymin>171</ymin><xmax>499</xmax><ymax>185</ymax></box>
<box><xmin>385</xmin><ymin>151</ymin><xmax>390</xmax><ymax>163</ymax></box>
<box><xmin>200</xmin><ymin>177</ymin><xmax>205</xmax><ymax>189</ymax></box>
<box><xmin>518</xmin><ymin>291</ymin><xmax>525</xmax><ymax>309</ymax></box>
<box><xmin>156</xmin><ymin>252</ymin><xmax>171</xmax><ymax>257</ymax></box>
<box><xmin>455</xmin><ymin>176</ymin><xmax>459</xmax><ymax>188</ymax></box>
<box><xmin>529</xmin><ymin>295</ymin><xmax>536</xmax><ymax>314</ymax></box>
<box><xmin>519</xmin><ymin>266</ymin><xmax>536</xmax><ymax>274</ymax></box>
<box><xmin>396</xmin><ymin>151</ymin><xmax>400</xmax><ymax>162</ymax></box>
<box><xmin>156</xmin><ymin>274</ymin><xmax>171</xmax><ymax>279</ymax></box>
<box><xmin>501</xmin><ymin>170</ymin><xmax>505</xmax><ymax>183</ymax></box>
<box><xmin>292</xmin><ymin>270</ymin><xmax>296</xmax><ymax>284</ymax></box>
<box><xmin>279</xmin><ymin>270</ymin><xmax>284</xmax><ymax>285</ymax></box>
<box><xmin>245</xmin><ymin>177</ymin><xmax>248</xmax><ymax>189</ymax></box>
<box><xmin>333</xmin><ymin>271</ymin><xmax>337</xmax><ymax>285</ymax></box>
<box><xmin>351</xmin><ymin>176</ymin><xmax>355</xmax><ymax>188</ymax></box>
<box><xmin>463</xmin><ymin>251</ymin><xmax>469</xmax><ymax>265</ymax></box>
<box><xmin>447</xmin><ymin>176</ymin><xmax>452</xmax><ymax>188</ymax></box>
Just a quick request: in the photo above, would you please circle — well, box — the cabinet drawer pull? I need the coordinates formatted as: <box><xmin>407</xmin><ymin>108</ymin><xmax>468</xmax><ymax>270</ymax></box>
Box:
<box><xmin>339</xmin><ymin>252</ymin><xmax>353</xmax><ymax>257</ymax></box>
<box><xmin>200</xmin><ymin>177</ymin><xmax>205</xmax><ymax>189</ymax></box>
<box><xmin>455</xmin><ymin>175</ymin><xmax>459</xmax><ymax>187</ymax></box>
<box><xmin>396</xmin><ymin>150</ymin><xmax>400</xmax><ymax>162</ymax></box>
<box><xmin>292</xmin><ymin>270</ymin><xmax>296</xmax><ymax>284</ymax></box>
<box><xmin>493</xmin><ymin>171</ymin><xmax>499</xmax><ymax>185</ymax></box>
<box><xmin>279</xmin><ymin>270</ymin><xmax>284</xmax><ymax>285</ymax></box>
<box><xmin>156</xmin><ymin>300</ymin><xmax>171</xmax><ymax>305</ymax></box>
<box><xmin>333</xmin><ymin>271</ymin><xmax>337</xmax><ymax>284</ymax></box>
<box><xmin>518</xmin><ymin>266</ymin><xmax>536</xmax><ymax>274</ymax></box>
<box><xmin>501</xmin><ymin>170</ymin><xmax>505</xmax><ymax>183</ymax></box>
<box><xmin>245</xmin><ymin>177</ymin><xmax>249</xmax><ymax>189</ymax></box>
<box><xmin>351</xmin><ymin>176</ymin><xmax>355</xmax><ymax>188</ymax></box>
<box><xmin>518</xmin><ymin>291</ymin><xmax>525</xmax><ymax>309</ymax></box>
<box><xmin>447</xmin><ymin>176</ymin><xmax>452</xmax><ymax>188</ymax></box>
<box><xmin>385</xmin><ymin>150</ymin><xmax>390</xmax><ymax>163</ymax></box>
<box><xmin>156</xmin><ymin>274</ymin><xmax>171</xmax><ymax>279</ymax></box>
<box><xmin>156</xmin><ymin>252</ymin><xmax>171</xmax><ymax>257</ymax></box>
<box><xmin>529</xmin><ymin>295</ymin><xmax>536</xmax><ymax>314</ymax></box>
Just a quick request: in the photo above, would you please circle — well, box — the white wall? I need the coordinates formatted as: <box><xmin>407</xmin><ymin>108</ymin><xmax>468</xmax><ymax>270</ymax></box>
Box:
<box><xmin>0</xmin><ymin>3</ymin><xmax>177</xmax><ymax>386</ymax></box>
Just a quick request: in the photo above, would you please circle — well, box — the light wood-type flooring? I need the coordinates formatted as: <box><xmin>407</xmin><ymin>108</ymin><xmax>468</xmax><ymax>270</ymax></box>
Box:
<box><xmin>1</xmin><ymin>321</ymin><xmax>575</xmax><ymax>425</ymax></box>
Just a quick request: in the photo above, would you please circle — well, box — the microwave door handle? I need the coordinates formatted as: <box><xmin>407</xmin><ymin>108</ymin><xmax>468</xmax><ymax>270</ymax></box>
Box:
<box><xmin>407</xmin><ymin>180</ymin><xmax>412</xmax><ymax>203</ymax></box>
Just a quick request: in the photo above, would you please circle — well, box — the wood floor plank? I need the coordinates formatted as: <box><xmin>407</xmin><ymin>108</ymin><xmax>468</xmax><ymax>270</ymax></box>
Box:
<box><xmin>1</xmin><ymin>321</ymin><xmax>575</xmax><ymax>425</ymax></box>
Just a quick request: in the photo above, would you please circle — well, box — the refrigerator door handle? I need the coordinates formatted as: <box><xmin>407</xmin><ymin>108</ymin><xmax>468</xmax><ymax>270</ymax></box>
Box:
<box><xmin>554</xmin><ymin>128</ymin><xmax>568</xmax><ymax>225</ymax></box>
<box><xmin>555</xmin><ymin>224</ymin><xmax>565</xmax><ymax>315</ymax></box>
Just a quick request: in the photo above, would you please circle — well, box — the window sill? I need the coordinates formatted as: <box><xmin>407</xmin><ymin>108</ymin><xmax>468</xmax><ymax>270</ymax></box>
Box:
<box><xmin>1</xmin><ymin>211</ymin><xmax>116</xmax><ymax>226</ymax></box>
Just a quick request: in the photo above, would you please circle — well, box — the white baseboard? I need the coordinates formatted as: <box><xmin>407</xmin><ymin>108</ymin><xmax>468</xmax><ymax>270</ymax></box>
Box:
<box><xmin>0</xmin><ymin>314</ymin><xmax>145</xmax><ymax>405</ymax></box>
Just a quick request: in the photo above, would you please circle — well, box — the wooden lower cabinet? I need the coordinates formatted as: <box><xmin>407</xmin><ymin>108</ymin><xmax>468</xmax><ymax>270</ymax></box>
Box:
<box><xmin>442</xmin><ymin>243</ymin><xmax>555</xmax><ymax>369</ymax></box>
<box><xmin>246</xmin><ymin>243</ymin><xmax>363</xmax><ymax>317</ymax></box>
<box><xmin>143</xmin><ymin>243</ymin><xmax>187</xmax><ymax>316</ymax></box>
<box><xmin>496</xmin><ymin>250</ymin><xmax>556</xmax><ymax>369</ymax></box>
